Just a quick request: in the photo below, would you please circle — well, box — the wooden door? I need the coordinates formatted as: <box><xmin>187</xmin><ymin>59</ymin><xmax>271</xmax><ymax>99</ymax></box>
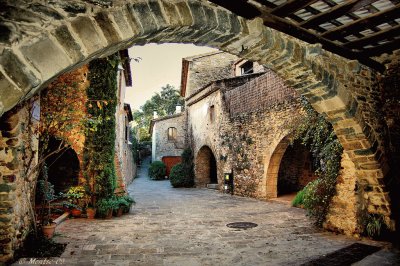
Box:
<box><xmin>162</xmin><ymin>156</ymin><xmax>182</xmax><ymax>177</ymax></box>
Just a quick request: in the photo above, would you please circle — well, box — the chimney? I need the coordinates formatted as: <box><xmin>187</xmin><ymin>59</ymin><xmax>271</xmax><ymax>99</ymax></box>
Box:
<box><xmin>175</xmin><ymin>105</ymin><xmax>182</xmax><ymax>114</ymax></box>
<box><xmin>153</xmin><ymin>111</ymin><xmax>158</xmax><ymax>119</ymax></box>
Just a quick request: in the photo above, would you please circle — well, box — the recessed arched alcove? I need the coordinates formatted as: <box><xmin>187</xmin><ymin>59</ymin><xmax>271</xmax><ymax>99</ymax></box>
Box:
<box><xmin>195</xmin><ymin>145</ymin><xmax>218</xmax><ymax>187</ymax></box>
<box><xmin>277</xmin><ymin>140</ymin><xmax>317</xmax><ymax>198</ymax></box>
<box><xmin>44</xmin><ymin>137</ymin><xmax>80</xmax><ymax>194</ymax></box>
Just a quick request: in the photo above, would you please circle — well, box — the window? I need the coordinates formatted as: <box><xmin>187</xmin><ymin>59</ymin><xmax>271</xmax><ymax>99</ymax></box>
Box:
<box><xmin>168</xmin><ymin>127</ymin><xmax>177</xmax><ymax>141</ymax></box>
<box><xmin>209</xmin><ymin>105</ymin><xmax>215</xmax><ymax>123</ymax></box>
<box><xmin>240</xmin><ymin>61</ymin><xmax>253</xmax><ymax>75</ymax></box>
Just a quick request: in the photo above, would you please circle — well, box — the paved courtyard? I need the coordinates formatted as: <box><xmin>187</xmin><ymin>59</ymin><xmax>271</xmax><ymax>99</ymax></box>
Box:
<box><xmin>44</xmin><ymin>160</ymin><xmax>399</xmax><ymax>265</ymax></box>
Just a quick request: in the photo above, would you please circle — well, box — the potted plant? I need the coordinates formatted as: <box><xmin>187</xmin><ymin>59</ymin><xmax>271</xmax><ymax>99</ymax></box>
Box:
<box><xmin>83</xmin><ymin>185</ymin><xmax>96</xmax><ymax>219</ymax></box>
<box><xmin>96</xmin><ymin>198</ymin><xmax>118</xmax><ymax>219</ymax></box>
<box><xmin>64</xmin><ymin>185</ymin><xmax>85</xmax><ymax>217</ymax></box>
<box><xmin>36</xmin><ymin>165</ymin><xmax>58</xmax><ymax>238</ymax></box>
<box><xmin>114</xmin><ymin>196</ymin><xmax>129</xmax><ymax>217</ymax></box>
<box><xmin>121</xmin><ymin>195</ymin><xmax>135</xmax><ymax>214</ymax></box>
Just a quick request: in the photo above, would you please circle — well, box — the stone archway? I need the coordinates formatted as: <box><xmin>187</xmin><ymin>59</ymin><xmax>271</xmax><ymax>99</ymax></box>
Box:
<box><xmin>45</xmin><ymin>137</ymin><xmax>80</xmax><ymax>194</ymax></box>
<box><xmin>195</xmin><ymin>146</ymin><xmax>218</xmax><ymax>188</ymax></box>
<box><xmin>0</xmin><ymin>1</ymin><xmax>388</xmax><ymax>188</ymax></box>
<box><xmin>265</xmin><ymin>136</ymin><xmax>290</xmax><ymax>199</ymax></box>
<box><xmin>277</xmin><ymin>140</ymin><xmax>317</xmax><ymax>197</ymax></box>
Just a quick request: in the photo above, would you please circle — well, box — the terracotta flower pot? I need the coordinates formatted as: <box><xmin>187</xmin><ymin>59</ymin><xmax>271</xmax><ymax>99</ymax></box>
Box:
<box><xmin>71</xmin><ymin>208</ymin><xmax>82</xmax><ymax>218</ymax></box>
<box><xmin>116</xmin><ymin>207</ymin><xmax>123</xmax><ymax>217</ymax></box>
<box><xmin>105</xmin><ymin>209</ymin><xmax>113</xmax><ymax>219</ymax></box>
<box><xmin>86</xmin><ymin>208</ymin><xmax>96</xmax><ymax>219</ymax></box>
<box><xmin>42</xmin><ymin>223</ymin><xmax>57</xmax><ymax>239</ymax></box>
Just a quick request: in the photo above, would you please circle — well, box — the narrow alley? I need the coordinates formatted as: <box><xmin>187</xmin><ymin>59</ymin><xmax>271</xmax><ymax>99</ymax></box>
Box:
<box><xmin>26</xmin><ymin>159</ymin><xmax>396</xmax><ymax>266</ymax></box>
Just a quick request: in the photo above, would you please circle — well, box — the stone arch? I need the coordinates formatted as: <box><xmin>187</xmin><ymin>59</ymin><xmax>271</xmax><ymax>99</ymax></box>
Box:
<box><xmin>195</xmin><ymin>145</ymin><xmax>218</xmax><ymax>187</ymax></box>
<box><xmin>265</xmin><ymin>136</ymin><xmax>290</xmax><ymax>199</ymax></box>
<box><xmin>0</xmin><ymin>0</ymin><xmax>391</xmax><ymax>224</ymax></box>
<box><xmin>277</xmin><ymin>140</ymin><xmax>317</xmax><ymax>196</ymax></box>
<box><xmin>44</xmin><ymin>137</ymin><xmax>80</xmax><ymax>194</ymax></box>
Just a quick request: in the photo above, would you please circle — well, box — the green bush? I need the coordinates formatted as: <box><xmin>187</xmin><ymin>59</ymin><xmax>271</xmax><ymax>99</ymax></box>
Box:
<box><xmin>169</xmin><ymin>163</ymin><xmax>191</xmax><ymax>187</ymax></box>
<box><xmin>170</xmin><ymin>148</ymin><xmax>195</xmax><ymax>188</ymax></box>
<box><xmin>148</xmin><ymin>161</ymin><xmax>166</xmax><ymax>180</ymax></box>
<box><xmin>292</xmin><ymin>188</ymin><xmax>306</xmax><ymax>207</ymax></box>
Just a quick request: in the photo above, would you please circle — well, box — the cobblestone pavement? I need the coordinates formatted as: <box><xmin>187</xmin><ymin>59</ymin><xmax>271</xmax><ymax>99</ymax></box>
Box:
<box><xmin>44</xmin><ymin>159</ymin><xmax>398</xmax><ymax>265</ymax></box>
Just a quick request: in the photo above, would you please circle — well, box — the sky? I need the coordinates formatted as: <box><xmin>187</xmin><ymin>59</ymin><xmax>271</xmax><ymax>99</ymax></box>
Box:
<box><xmin>126</xmin><ymin>44</ymin><xmax>217</xmax><ymax>111</ymax></box>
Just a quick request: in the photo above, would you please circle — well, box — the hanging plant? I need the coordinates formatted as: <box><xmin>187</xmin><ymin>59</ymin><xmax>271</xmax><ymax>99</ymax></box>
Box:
<box><xmin>291</xmin><ymin>96</ymin><xmax>343</xmax><ymax>226</ymax></box>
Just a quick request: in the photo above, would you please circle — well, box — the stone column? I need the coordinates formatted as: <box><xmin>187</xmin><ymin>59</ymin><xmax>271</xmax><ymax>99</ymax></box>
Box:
<box><xmin>0</xmin><ymin>100</ymin><xmax>38</xmax><ymax>263</ymax></box>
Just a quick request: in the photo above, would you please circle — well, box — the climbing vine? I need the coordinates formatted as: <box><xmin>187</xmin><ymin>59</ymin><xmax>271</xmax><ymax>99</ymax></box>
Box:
<box><xmin>292</xmin><ymin>96</ymin><xmax>343</xmax><ymax>226</ymax></box>
<box><xmin>84</xmin><ymin>53</ymin><xmax>120</xmax><ymax>202</ymax></box>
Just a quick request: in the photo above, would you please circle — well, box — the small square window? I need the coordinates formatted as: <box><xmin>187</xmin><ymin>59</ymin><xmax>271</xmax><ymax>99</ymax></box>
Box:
<box><xmin>240</xmin><ymin>61</ymin><xmax>253</xmax><ymax>75</ymax></box>
<box><xmin>168</xmin><ymin>127</ymin><xmax>177</xmax><ymax>141</ymax></box>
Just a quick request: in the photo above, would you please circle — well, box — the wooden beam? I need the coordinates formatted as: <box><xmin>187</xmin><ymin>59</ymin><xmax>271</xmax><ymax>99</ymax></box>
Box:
<box><xmin>301</xmin><ymin>0</ymin><xmax>377</xmax><ymax>29</ymax></box>
<box><xmin>321</xmin><ymin>4</ymin><xmax>400</xmax><ymax>40</ymax></box>
<box><xmin>344</xmin><ymin>24</ymin><xmax>400</xmax><ymax>49</ymax></box>
<box><xmin>359</xmin><ymin>38</ymin><xmax>400</xmax><ymax>57</ymax></box>
<box><xmin>252</xmin><ymin>0</ymin><xmax>276</xmax><ymax>9</ymax></box>
<box><xmin>271</xmin><ymin>0</ymin><xmax>319</xmax><ymax>17</ymax></box>
<box><xmin>261</xmin><ymin>14</ymin><xmax>385</xmax><ymax>72</ymax></box>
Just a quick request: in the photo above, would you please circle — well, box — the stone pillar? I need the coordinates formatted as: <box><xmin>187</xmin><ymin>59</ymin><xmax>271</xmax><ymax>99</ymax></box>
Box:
<box><xmin>0</xmin><ymin>100</ymin><xmax>38</xmax><ymax>263</ymax></box>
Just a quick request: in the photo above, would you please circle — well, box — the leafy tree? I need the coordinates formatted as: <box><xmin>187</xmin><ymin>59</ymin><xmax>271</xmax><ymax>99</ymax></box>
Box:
<box><xmin>133</xmin><ymin>84</ymin><xmax>184</xmax><ymax>141</ymax></box>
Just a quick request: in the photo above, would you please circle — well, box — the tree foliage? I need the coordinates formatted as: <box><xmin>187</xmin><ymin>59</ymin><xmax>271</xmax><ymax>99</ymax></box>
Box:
<box><xmin>133</xmin><ymin>84</ymin><xmax>184</xmax><ymax>141</ymax></box>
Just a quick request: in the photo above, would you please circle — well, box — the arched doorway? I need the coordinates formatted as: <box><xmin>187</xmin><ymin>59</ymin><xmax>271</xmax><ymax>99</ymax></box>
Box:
<box><xmin>195</xmin><ymin>146</ymin><xmax>218</xmax><ymax>188</ymax></box>
<box><xmin>277</xmin><ymin>140</ymin><xmax>317</xmax><ymax>199</ymax></box>
<box><xmin>266</xmin><ymin>137</ymin><xmax>317</xmax><ymax>201</ymax></box>
<box><xmin>44</xmin><ymin>137</ymin><xmax>80</xmax><ymax>194</ymax></box>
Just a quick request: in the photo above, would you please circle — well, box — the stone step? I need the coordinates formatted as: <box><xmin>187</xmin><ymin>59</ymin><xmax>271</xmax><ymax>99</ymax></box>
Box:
<box><xmin>206</xmin><ymin>183</ymin><xmax>219</xmax><ymax>189</ymax></box>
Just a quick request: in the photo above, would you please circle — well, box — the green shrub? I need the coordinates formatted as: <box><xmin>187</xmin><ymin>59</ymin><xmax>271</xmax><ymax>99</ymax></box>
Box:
<box><xmin>169</xmin><ymin>148</ymin><xmax>195</xmax><ymax>188</ymax></box>
<box><xmin>292</xmin><ymin>189</ymin><xmax>306</xmax><ymax>207</ymax></box>
<box><xmin>96</xmin><ymin>197</ymin><xmax>118</xmax><ymax>218</ymax></box>
<box><xmin>169</xmin><ymin>163</ymin><xmax>192</xmax><ymax>187</ymax></box>
<box><xmin>148</xmin><ymin>161</ymin><xmax>166</xmax><ymax>180</ymax></box>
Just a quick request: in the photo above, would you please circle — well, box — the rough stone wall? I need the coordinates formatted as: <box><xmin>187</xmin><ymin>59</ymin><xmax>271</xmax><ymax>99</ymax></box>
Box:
<box><xmin>185</xmin><ymin>52</ymin><xmax>238</xmax><ymax>97</ymax></box>
<box><xmin>221</xmin><ymin>103</ymin><xmax>303</xmax><ymax>199</ymax></box>
<box><xmin>186</xmin><ymin>86</ymin><xmax>226</xmax><ymax>189</ymax></box>
<box><xmin>325</xmin><ymin>153</ymin><xmax>358</xmax><ymax>235</ymax></box>
<box><xmin>379</xmin><ymin>58</ymin><xmax>400</xmax><ymax>239</ymax></box>
<box><xmin>0</xmin><ymin>100</ymin><xmax>38</xmax><ymax>263</ymax></box>
<box><xmin>114</xmin><ymin>70</ymin><xmax>136</xmax><ymax>193</ymax></box>
<box><xmin>151</xmin><ymin>113</ymin><xmax>185</xmax><ymax>162</ymax></box>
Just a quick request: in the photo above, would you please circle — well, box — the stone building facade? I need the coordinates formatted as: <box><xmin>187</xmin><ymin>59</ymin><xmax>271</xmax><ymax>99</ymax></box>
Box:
<box><xmin>151</xmin><ymin>51</ymin><xmax>370</xmax><ymax>236</ymax></box>
<box><xmin>150</xmin><ymin>112</ymin><xmax>185</xmax><ymax>176</ymax></box>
